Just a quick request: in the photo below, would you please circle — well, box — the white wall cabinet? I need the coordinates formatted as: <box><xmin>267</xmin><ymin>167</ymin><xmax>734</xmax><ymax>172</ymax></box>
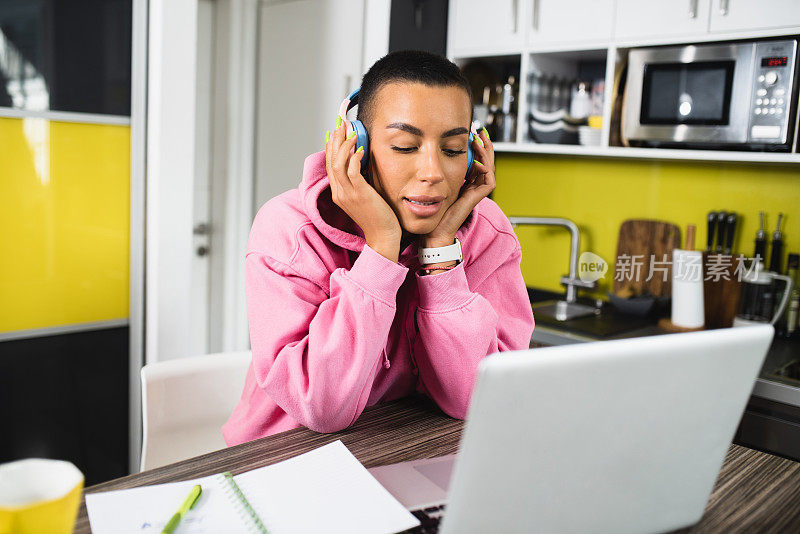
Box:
<box><xmin>528</xmin><ymin>0</ymin><xmax>614</xmax><ymax>48</ymax></box>
<box><xmin>709</xmin><ymin>0</ymin><xmax>800</xmax><ymax>33</ymax></box>
<box><xmin>448</xmin><ymin>0</ymin><xmax>525</xmax><ymax>56</ymax></box>
<box><xmin>614</xmin><ymin>0</ymin><xmax>712</xmax><ymax>42</ymax></box>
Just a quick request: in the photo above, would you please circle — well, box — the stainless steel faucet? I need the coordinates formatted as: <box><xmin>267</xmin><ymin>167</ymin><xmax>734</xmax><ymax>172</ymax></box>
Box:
<box><xmin>508</xmin><ymin>217</ymin><xmax>598</xmax><ymax>321</ymax></box>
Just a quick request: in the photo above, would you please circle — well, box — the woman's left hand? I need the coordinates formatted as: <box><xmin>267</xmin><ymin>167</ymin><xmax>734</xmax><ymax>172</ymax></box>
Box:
<box><xmin>422</xmin><ymin>127</ymin><xmax>496</xmax><ymax>248</ymax></box>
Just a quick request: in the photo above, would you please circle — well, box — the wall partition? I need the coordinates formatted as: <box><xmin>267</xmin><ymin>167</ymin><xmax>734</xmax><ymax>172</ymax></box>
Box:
<box><xmin>0</xmin><ymin>0</ymin><xmax>134</xmax><ymax>484</ymax></box>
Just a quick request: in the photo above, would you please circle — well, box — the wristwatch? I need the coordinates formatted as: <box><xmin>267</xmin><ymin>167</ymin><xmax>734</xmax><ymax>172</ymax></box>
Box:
<box><xmin>418</xmin><ymin>238</ymin><xmax>462</xmax><ymax>265</ymax></box>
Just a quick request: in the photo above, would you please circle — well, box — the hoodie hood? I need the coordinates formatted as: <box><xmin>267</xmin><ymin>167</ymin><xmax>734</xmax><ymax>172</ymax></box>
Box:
<box><xmin>299</xmin><ymin>150</ymin><xmax>478</xmax><ymax>253</ymax></box>
<box><xmin>300</xmin><ymin>151</ymin><xmax>367</xmax><ymax>252</ymax></box>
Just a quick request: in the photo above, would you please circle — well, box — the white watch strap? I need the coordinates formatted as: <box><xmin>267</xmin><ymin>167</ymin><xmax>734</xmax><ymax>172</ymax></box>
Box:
<box><xmin>418</xmin><ymin>238</ymin><xmax>462</xmax><ymax>265</ymax></box>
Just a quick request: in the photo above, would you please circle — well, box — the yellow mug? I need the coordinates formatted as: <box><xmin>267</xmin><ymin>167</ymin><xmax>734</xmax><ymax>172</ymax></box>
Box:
<box><xmin>0</xmin><ymin>459</ymin><xmax>83</xmax><ymax>534</ymax></box>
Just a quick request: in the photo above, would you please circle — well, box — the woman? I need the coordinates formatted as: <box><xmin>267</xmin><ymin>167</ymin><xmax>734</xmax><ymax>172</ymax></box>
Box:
<box><xmin>223</xmin><ymin>51</ymin><xmax>534</xmax><ymax>445</ymax></box>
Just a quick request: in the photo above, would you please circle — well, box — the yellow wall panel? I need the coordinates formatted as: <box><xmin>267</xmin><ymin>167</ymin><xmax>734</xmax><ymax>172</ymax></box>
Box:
<box><xmin>493</xmin><ymin>154</ymin><xmax>800</xmax><ymax>299</ymax></box>
<box><xmin>0</xmin><ymin>117</ymin><xmax>130</xmax><ymax>333</ymax></box>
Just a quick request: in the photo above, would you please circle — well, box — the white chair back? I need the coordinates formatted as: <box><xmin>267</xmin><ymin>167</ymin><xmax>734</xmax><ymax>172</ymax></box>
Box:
<box><xmin>140</xmin><ymin>350</ymin><xmax>251</xmax><ymax>471</ymax></box>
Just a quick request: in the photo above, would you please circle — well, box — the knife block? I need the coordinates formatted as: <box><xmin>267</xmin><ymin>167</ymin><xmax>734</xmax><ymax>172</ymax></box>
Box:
<box><xmin>702</xmin><ymin>252</ymin><xmax>742</xmax><ymax>329</ymax></box>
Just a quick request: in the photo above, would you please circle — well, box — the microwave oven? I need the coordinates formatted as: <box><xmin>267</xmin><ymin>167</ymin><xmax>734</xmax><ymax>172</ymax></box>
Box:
<box><xmin>622</xmin><ymin>39</ymin><xmax>799</xmax><ymax>151</ymax></box>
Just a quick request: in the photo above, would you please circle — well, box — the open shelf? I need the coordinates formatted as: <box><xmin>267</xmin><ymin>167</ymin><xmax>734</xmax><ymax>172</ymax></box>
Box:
<box><xmin>522</xmin><ymin>48</ymin><xmax>607</xmax><ymax>145</ymax></box>
<box><xmin>455</xmin><ymin>54</ymin><xmax>522</xmax><ymax>143</ymax></box>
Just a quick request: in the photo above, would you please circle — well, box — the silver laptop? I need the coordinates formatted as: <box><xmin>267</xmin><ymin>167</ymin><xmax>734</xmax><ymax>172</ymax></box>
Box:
<box><xmin>369</xmin><ymin>325</ymin><xmax>774</xmax><ymax>534</ymax></box>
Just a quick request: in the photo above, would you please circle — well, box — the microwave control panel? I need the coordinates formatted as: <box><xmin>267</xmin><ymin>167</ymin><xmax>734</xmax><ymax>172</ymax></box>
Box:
<box><xmin>748</xmin><ymin>40</ymin><xmax>797</xmax><ymax>143</ymax></box>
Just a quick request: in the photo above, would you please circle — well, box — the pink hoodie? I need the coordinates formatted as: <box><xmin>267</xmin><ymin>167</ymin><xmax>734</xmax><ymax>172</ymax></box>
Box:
<box><xmin>222</xmin><ymin>151</ymin><xmax>535</xmax><ymax>445</ymax></box>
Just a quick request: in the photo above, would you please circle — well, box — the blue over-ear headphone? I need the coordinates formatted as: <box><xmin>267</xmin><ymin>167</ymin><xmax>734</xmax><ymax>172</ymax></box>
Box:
<box><xmin>342</xmin><ymin>87</ymin><xmax>474</xmax><ymax>178</ymax></box>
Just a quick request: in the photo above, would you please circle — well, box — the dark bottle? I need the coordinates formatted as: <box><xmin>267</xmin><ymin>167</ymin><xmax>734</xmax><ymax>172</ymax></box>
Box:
<box><xmin>499</xmin><ymin>75</ymin><xmax>517</xmax><ymax>142</ymax></box>
<box><xmin>754</xmin><ymin>211</ymin><xmax>767</xmax><ymax>262</ymax></box>
<box><xmin>770</xmin><ymin>213</ymin><xmax>786</xmax><ymax>331</ymax></box>
<box><xmin>485</xmin><ymin>83</ymin><xmax>502</xmax><ymax>141</ymax></box>
<box><xmin>778</xmin><ymin>253</ymin><xmax>799</xmax><ymax>338</ymax></box>
<box><xmin>768</xmin><ymin>213</ymin><xmax>784</xmax><ymax>273</ymax></box>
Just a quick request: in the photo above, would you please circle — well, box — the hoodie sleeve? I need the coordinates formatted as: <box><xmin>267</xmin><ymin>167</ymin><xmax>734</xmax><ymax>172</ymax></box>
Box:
<box><xmin>412</xmin><ymin>244</ymin><xmax>534</xmax><ymax>419</ymax></box>
<box><xmin>245</xmin><ymin>244</ymin><xmax>408</xmax><ymax>433</ymax></box>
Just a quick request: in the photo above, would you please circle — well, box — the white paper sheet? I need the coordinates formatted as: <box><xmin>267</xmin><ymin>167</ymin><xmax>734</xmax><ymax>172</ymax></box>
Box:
<box><xmin>86</xmin><ymin>473</ymin><xmax>240</xmax><ymax>533</ymax></box>
<box><xmin>85</xmin><ymin>440</ymin><xmax>419</xmax><ymax>534</ymax></box>
<box><xmin>237</xmin><ymin>440</ymin><xmax>419</xmax><ymax>534</ymax></box>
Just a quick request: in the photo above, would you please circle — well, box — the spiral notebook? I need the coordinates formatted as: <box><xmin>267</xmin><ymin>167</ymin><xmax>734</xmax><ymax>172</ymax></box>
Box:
<box><xmin>86</xmin><ymin>440</ymin><xmax>419</xmax><ymax>534</ymax></box>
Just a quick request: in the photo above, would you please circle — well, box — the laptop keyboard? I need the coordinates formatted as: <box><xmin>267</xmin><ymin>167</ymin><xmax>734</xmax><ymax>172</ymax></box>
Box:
<box><xmin>403</xmin><ymin>503</ymin><xmax>447</xmax><ymax>533</ymax></box>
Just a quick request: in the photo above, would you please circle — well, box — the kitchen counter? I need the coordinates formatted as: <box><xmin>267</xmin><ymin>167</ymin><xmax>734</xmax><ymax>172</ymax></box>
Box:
<box><xmin>527</xmin><ymin>286</ymin><xmax>669</xmax><ymax>345</ymax></box>
<box><xmin>526</xmin><ymin>287</ymin><xmax>800</xmax><ymax>462</ymax></box>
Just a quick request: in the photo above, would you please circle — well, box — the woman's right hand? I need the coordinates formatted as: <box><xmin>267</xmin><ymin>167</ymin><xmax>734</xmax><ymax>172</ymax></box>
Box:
<box><xmin>325</xmin><ymin>116</ymin><xmax>402</xmax><ymax>262</ymax></box>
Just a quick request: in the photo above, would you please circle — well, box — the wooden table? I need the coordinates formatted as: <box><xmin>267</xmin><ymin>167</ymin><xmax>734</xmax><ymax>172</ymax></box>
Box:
<box><xmin>74</xmin><ymin>395</ymin><xmax>800</xmax><ymax>533</ymax></box>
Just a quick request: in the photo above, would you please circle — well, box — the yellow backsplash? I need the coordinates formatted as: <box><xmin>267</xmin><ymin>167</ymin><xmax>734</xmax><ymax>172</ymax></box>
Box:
<box><xmin>493</xmin><ymin>154</ymin><xmax>800</xmax><ymax>299</ymax></box>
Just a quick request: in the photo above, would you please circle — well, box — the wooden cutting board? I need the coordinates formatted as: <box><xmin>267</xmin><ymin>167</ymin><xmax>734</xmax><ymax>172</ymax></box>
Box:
<box><xmin>613</xmin><ymin>219</ymin><xmax>682</xmax><ymax>297</ymax></box>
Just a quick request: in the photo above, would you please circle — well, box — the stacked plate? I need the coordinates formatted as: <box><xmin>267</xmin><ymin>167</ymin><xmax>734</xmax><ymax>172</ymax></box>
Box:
<box><xmin>528</xmin><ymin>108</ymin><xmax>587</xmax><ymax>145</ymax></box>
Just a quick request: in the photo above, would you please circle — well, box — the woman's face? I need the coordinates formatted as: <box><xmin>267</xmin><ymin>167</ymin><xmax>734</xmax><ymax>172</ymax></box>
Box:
<box><xmin>366</xmin><ymin>82</ymin><xmax>472</xmax><ymax>236</ymax></box>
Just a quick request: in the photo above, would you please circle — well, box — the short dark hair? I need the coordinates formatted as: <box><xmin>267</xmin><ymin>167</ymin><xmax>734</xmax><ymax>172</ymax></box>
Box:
<box><xmin>356</xmin><ymin>50</ymin><xmax>473</xmax><ymax>133</ymax></box>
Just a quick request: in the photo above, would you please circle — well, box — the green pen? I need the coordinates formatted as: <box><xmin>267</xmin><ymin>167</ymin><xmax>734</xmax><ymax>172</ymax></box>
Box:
<box><xmin>161</xmin><ymin>484</ymin><xmax>202</xmax><ymax>534</ymax></box>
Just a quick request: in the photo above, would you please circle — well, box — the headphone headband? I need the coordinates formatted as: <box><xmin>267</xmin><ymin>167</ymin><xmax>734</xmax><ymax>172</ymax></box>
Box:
<box><xmin>341</xmin><ymin>88</ymin><xmax>360</xmax><ymax>115</ymax></box>
<box><xmin>337</xmin><ymin>86</ymin><xmax>473</xmax><ymax>178</ymax></box>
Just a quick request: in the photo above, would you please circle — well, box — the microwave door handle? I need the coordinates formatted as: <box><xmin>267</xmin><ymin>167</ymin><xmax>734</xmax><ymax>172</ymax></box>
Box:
<box><xmin>688</xmin><ymin>0</ymin><xmax>697</xmax><ymax>19</ymax></box>
<box><xmin>719</xmin><ymin>0</ymin><xmax>729</xmax><ymax>16</ymax></box>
